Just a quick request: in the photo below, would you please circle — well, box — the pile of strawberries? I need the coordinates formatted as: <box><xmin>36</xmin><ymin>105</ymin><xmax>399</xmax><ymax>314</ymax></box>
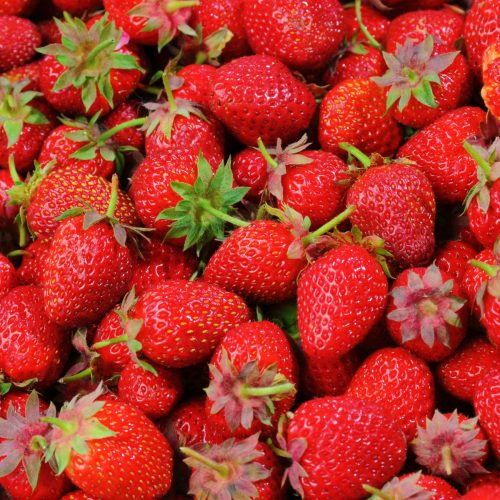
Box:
<box><xmin>0</xmin><ymin>0</ymin><xmax>499</xmax><ymax>498</ymax></box>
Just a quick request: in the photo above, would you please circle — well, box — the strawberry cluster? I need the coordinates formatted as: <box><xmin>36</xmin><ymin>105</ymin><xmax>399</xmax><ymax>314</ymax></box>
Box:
<box><xmin>0</xmin><ymin>0</ymin><xmax>499</xmax><ymax>499</ymax></box>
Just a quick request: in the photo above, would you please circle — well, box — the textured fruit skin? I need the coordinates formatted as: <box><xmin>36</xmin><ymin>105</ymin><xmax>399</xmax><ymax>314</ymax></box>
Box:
<box><xmin>0</xmin><ymin>99</ymin><xmax>57</xmax><ymax>172</ymax></box>
<box><xmin>347</xmin><ymin>347</ymin><xmax>435</xmax><ymax>441</ymax></box>
<box><xmin>60</xmin><ymin>492</ymin><xmax>97</xmax><ymax>500</ymax></box>
<box><xmin>298</xmin><ymin>244</ymin><xmax>388</xmax><ymax>359</ymax></box>
<box><xmin>343</xmin><ymin>4</ymin><xmax>389</xmax><ymax>45</ymax></box>
<box><xmin>473</xmin><ymin>368</ymin><xmax>500</xmax><ymax>459</ymax></box>
<box><xmin>435</xmin><ymin>240</ymin><xmax>478</xmax><ymax>285</ymax></box>
<box><xmin>16</xmin><ymin>238</ymin><xmax>51</xmax><ymax>286</ymax></box>
<box><xmin>172</xmin><ymin>64</ymin><xmax>216</xmax><ymax>108</ymax></box>
<box><xmin>0</xmin><ymin>169</ymin><xmax>17</xmax><ymax>228</ymax></box>
<box><xmin>462</xmin><ymin>248</ymin><xmax>496</xmax><ymax>315</ymax></box>
<box><xmin>103</xmin><ymin>99</ymin><xmax>145</xmax><ymax>149</ymax></box>
<box><xmin>397</xmin><ymin>107</ymin><xmax>486</xmax><ymax>204</ymax></box>
<box><xmin>468</xmin><ymin>179</ymin><xmax>500</xmax><ymax>248</ymax></box>
<box><xmin>319</xmin><ymin>79</ymin><xmax>402</xmax><ymax>158</ymax></box>
<box><xmin>27</xmin><ymin>166</ymin><xmax>138</xmax><ymax>238</ymax></box>
<box><xmin>462</xmin><ymin>484</ymin><xmax>500</xmax><ymax>500</ymax></box>
<box><xmin>348</xmin><ymin>163</ymin><xmax>436</xmax><ymax>269</ymax></box>
<box><xmin>52</xmin><ymin>0</ymin><xmax>102</xmax><ymax>16</ymax></box>
<box><xmin>131</xmin><ymin>280</ymin><xmax>251</xmax><ymax>368</ymax></box>
<box><xmin>118</xmin><ymin>361</ymin><xmax>183</xmax><ymax>420</ymax></box>
<box><xmin>0</xmin><ymin>0</ymin><xmax>37</xmax><ymax>16</ymax></box>
<box><xmin>42</xmin><ymin>215</ymin><xmax>135</xmax><ymax>328</ymax></box>
<box><xmin>243</xmin><ymin>0</ymin><xmax>345</xmax><ymax>71</ymax></box>
<box><xmin>206</xmin><ymin>321</ymin><xmax>298</xmax><ymax>439</ymax></box>
<box><xmin>437</xmin><ymin>337</ymin><xmax>500</xmax><ymax>402</ymax></box>
<box><xmin>403</xmin><ymin>473</ymin><xmax>460</xmax><ymax>499</ymax></box>
<box><xmin>0</xmin><ymin>59</ymin><xmax>42</xmax><ymax>90</ymax></box>
<box><xmin>61</xmin><ymin>400</ymin><xmax>173</xmax><ymax>500</ymax></box>
<box><xmin>482</xmin><ymin>42</ymin><xmax>500</xmax><ymax>117</ymax></box>
<box><xmin>287</xmin><ymin>396</ymin><xmax>407</xmax><ymax>499</ymax></box>
<box><xmin>0</xmin><ymin>251</ymin><xmax>16</xmax><ymax>300</ymax></box>
<box><xmin>203</xmin><ymin>221</ymin><xmax>307</xmax><ymax>304</ymax></box>
<box><xmin>0</xmin><ymin>16</ymin><xmax>41</xmax><ymax>72</ymax></box>
<box><xmin>251</xmin><ymin>443</ymin><xmax>284</xmax><ymax>500</ymax></box>
<box><xmin>207</xmin><ymin>55</ymin><xmax>316</xmax><ymax>147</ymax></box>
<box><xmin>464</xmin><ymin>0</ymin><xmax>500</xmax><ymax>79</ymax></box>
<box><xmin>0</xmin><ymin>286</ymin><xmax>70</xmax><ymax>387</ymax></box>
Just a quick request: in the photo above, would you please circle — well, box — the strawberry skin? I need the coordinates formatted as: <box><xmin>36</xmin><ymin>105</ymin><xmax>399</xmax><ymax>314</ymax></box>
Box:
<box><xmin>0</xmin><ymin>0</ymin><xmax>37</xmax><ymax>16</ymax></box>
<box><xmin>435</xmin><ymin>240</ymin><xmax>478</xmax><ymax>285</ymax></box>
<box><xmin>0</xmin><ymin>59</ymin><xmax>43</xmax><ymax>91</ymax></box>
<box><xmin>0</xmin><ymin>16</ymin><xmax>41</xmax><ymax>72</ymax></box>
<box><xmin>51</xmin><ymin>0</ymin><xmax>102</xmax><ymax>16</ymax></box>
<box><xmin>0</xmin><ymin>251</ymin><xmax>16</xmax><ymax>300</ymax></box>
<box><xmin>482</xmin><ymin>42</ymin><xmax>500</xmax><ymax>117</ymax></box>
<box><xmin>172</xmin><ymin>64</ymin><xmax>216</xmax><ymax>108</ymax></box>
<box><xmin>103</xmin><ymin>99</ymin><xmax>145</xmax><ymax>149</ymax></box>
<box><xmin>298</xmin><ymin>244</ymin><xmax>388</xmax><ymax>359</ymax></box>
<box><xmin>343</xmin><ymin>4</ymin><xmax>389</xmax><ymax>45</ymax></box>
<box><xmin>0</xmin><ymin>169</ymin><xmax>17</xmax><ymax>228</ymax></box>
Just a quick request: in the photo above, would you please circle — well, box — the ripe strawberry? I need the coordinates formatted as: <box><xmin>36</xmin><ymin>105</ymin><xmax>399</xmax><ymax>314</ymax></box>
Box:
<box><xmin>52</xmin><ymin>0</ymin><xmax>102</xmax><ymax>16</ymax></box>
<box><xmin>482</xmin><ymin>43</ymin><xmax>500</xmax><ymax>118</ymax></box>
<box><xmin>0</xmin><ymin>286</ymin><xmax>70</xmax><ymax>387</ymax></box>
<box><xmin>343</xmin><ymin>4</ymin><xmax>389</xmax><ymax>46</ymax></box>
<box><xmin>44</xmin><ymin>387</ymin><xmax>173</xmax><ymax>499</ymax></box>
<box><xmin>61</xmin><ymin>492</ymin><xmax>97</xmax><ymax>500</ymax></box>
<box><xmin>0</xmin><ymin>60</ymin><xmax>42</xmax><ymax>91</ymax></box>
<box><xmin>38</xmin><ymin>18</ymin><xmax>62</xmax><ymax>45</ymax></box>
<box><xmin>282</xmin><ymin>396</ymin><xmax>406</xmax><ymax>498</ymax></box>
<box><xmin>0</xmin><ymin>16</ymin><xmax>41</xmax><ymax>72</ymax></box>
<box><xmin>207</xmin><ymin>54</ymin><xmax>316</xmax><ymax>146</ymax></box>
<box><xmin>464</xmin><ymin>0</ymin><xmax>500</xmax><ymax>80</ymax></box>
<box><xmin>0</xmin><ymin>169</ymin><xmax>18</xmax><ymax>229</ymax></box>
<box><xmin>172</xmin><ymin>64</ymin><xmax>216</xmax><ymax>108</ymax></box>
<box><xmin>243</xmin><ymin>0</ymin><xmax>345</xmax><ymax>71</ymax></box>
<box><xmin>16</xmin><ymin>239</ymin><xmax>50</xmax><ymax>286</ymax></box>
<box><xmin>383</xmin><ymin>0</ymin><xmax>445</xmax><ymax>7</ymax></box>
<box><xmin>181</xmin><ymin>434</ymin><xmax>282</xmax><ymax>500</ymax></box>
<box><xmin>463</xmin><ymin>484</ymin><xmax>500</xmax><ymax>500</ymax></box>
<box><xmin>436</xmin><ymin>336</ymin><xmax>500</xmax><ymax>402</ymax></box>
<box><xmin>397</xmin><ymin>107</ymin><xmax>486</xmax><ymax>204</ymax></box>
<box><xmin>0</xmin><ymin>79</ymin><xmax>56</xmax><ymax>172</ymax></box>
<box><xmin>38</xmin><ymin>14</ymin><xmax>143</xmax><ymax>116</ymax></box>
<box><xmin>103</xmin><ymin>99</ymin><xmax>145</xmax><ymax>149</ymax></box>
<box><xmin>130</xmin><ymin>279</ymin><xmax>251</xmax><ymax>368</ymax></box>
<box><xmin>319</xmin><ymin>79</ymin><xmax>402</xmax><ymax>158</ymax></box>
<box><xmin>298</xmin><ymin>243</ymin><xmax>388</xmax><ymax>359</ymax></box>
<box><xmin>435</xmin><ymin>240</ymin><xmax>478</xmax><ymax>285</ymax></box>
<box><xmin>0</xmin><ymin>0</ymin><xmax>37</xmax><ymax>16</ymax></box>
<box><xmin>347</xmin><ymin>347</ymin><xmax>435</xmax><ymax>441</ymax></box>
<box><xmin>0</xmin><ymin>252</ymin><xmax>16</xmax><ymax>300</ymax></box>
<box><xmin>118</xmin><ymin>361</ymin><xmax>183</xmax><ymax>420</ymax></box>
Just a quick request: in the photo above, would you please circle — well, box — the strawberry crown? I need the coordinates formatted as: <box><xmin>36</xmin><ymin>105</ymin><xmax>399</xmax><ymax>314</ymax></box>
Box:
<box><xmin>372</xmin><ymin>35</ymin><xmax>459</xmax><ymax>111</ymax></box>
<box><xmin>181</xmin><ymin>23</ymin><xmax>234</xmax><ymax>65</ymax></box>
<box><xmin>38</xmin><ymin>13</ymin><xmax>144</xmax><ymax>111</ymax></box>
<box><xmin>364</xmin><ymin>471</ymin><xmax>434</xmax><ymax>500</ymax></box>
<box><xmin>0</xmin><ymin>78</ymin><xmax>49</xmax><ymax>147</ymax></box>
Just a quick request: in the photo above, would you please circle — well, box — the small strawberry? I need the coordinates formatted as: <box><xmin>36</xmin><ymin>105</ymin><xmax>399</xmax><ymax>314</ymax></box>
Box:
<box><xmin>435</xmin><ymin>240</ymin><xmax>478</xmax><ymax>285</ymax></box>
<box><xmin>0</xmin><ymin>16</ymin><xmax>41</xmax><ymax>72</ymax></box>
<box><xmin>0</xmin><ymin>60</ymin><xmax>42</xmax><ymax>91</ymax></box>
<box><xmin>0</xmin><ymin>252</ymin><xmax>16</xmax><ymax>300</ymax></box>
<box><xmin>482</xmin><ymin>43</ymin><xmax>500</xmax><ymax>118</ymax></box>
<box><xmin>347</xmin><ymin>347</ymin><xmax>435</xmax><ymax>441</ymax></box>
<box><xmin>51</xmin><ymin>0</ymin><xmax>103</xmax><ymax>16</ymax></box>
<box><xmin>103</xmin><ymin>99</ymin><xmax>145</xmax><ymax>149</ymax></box>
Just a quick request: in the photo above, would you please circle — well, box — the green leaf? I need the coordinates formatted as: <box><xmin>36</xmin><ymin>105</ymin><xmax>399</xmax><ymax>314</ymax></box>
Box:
<box><xmin>3</xmin><ymin>120</ymin><xmax>23</xmax><ymax>148</ymax></box>
<box><xmin>112</xmin><ymin>53</ymin><xmax>143</xmax><ymax>71</ymax></box>
<box><xmin>412</xmin><ymin>79</ymin><xmax>437</xmax><ymax>108</ymax></box>
<box><xmin>70</xmin><ymin>146</ymin><xmax>97</xmax><ymax>161</ymax></box>
<box><xmin>223</xmin><ymin>186</ymin><xmax>249</xmax><ymax>206</ymax></box>
<box><xmin>24</xmin><ymin>108</ymin><xmax>49</xmax><ymax>125</ymax></box>
<box><xmin>138</xmin><ymin>360</ymin><xmax>158</xmax><ymax>376</ymax></box>
<box><xmin>81</xmin><ymin>83</ymin><xmax>98</xmax><ymax>112</ymax></box>
<box><xmin>54</xmin><ymin>207</ymin><xmax>86</xmax><ymax>221</ymax></box>
<box><xmin>54</xmin><ymin>445</ymin><xmax>71</xmax><ymax>475</ymax></box>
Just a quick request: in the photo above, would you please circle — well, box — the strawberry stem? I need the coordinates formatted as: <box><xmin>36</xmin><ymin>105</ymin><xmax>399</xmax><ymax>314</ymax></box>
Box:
<box><xmin>92</xmin><ymin>334</ymin><xmax>128</xmax><ymax>350</ymax></box>
<box><xmin>257</xmin><ymin>137</ymin><xmax>278</xmax><ymax>169</ymax></box>
<box><xmin>240</xmin><ymin>382</ymin><xmax>295</xmax><ymax>398</ymax></box>
<box><xmin>162</xmin><ymin>72</ymin><xmax>177</xmax><ymax>113</ymax></box>
<box><xmin>41</xmin><ymin>416</ymin><xmax>78</xmax><ymax>435</ymax></box>
<box><xmin>339</xmin><ymin>142</ymin><xmax>371</xmax><ymax>168</ymax></box>
<box><xmin>197</xmin><ymin>199</ymin><xmax>249</xmax><ymax>228</ymax></box>
<box><xmin>106</xmin><ymin>175</ymin><xmax>119</xmax><ymax>219</ymax></box>
<box><xmin>180</xmin><ymin>446</ymin><xmax>230</xmax><ymax>478</ymax></box>
<box><xmin>266</xmin><ymin>438</ymin><xmax>292</xmax><ymax>460</ymax></box>
<box><xmin>87</xmin><ymin>38</ymin><xmax>116</xmax><ymax>63</ymax></box>
<box><xmin>58</xmin><ymin>367</ymin><xmax>92</xmax><ymax>383</ymax></box>
<box><xmin>302</xmin><ymin>205</ymin><xmax>356</xmax><ymax>245</ymax></box>
<box><xmin>354</xmin><ymin>0</ymin><xmax>382</xmax><ymax>50</ymax></box>
<box><xmin>98</xmin><ymin>118</ymin><xmax>146</xmax><ymax>145</ymax></box>
<box><xmin>8</xmin><ymin>155</ymin><xmax>22</xmax><ymax>185</ymax></box>
<box><xmin>166</xmin><ymin>0</ymin><xmax>200</xmax><ymax>12</ymax></box>
<box><xmin>442</xmin><ymin>444</ymin><xmax>453</xmax><ymax>476</ymax></box>
<box><xmin>469</xmin><ymin>259</ymin><xmax>498</xmax><ymax>278</ymax></box>
<box><xmin>362</xmin><ymin>485</ymin><xmax>392</xmax><ymax>500</ymax></box>
<box><xmin>463</xmin><ymin>141</ymin><xmax>491</xmax><ymax>178</ymax></box>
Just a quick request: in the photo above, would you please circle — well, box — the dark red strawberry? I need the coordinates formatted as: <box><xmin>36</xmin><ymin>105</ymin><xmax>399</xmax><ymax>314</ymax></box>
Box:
<box><xmin>52</xmin><ymin>0</ymin><xmax>102</xmax><ymax>16</ymax></box>
<box><xmin>435</xmin><ymin>240</ymin><xmax>478</xmax><ymax>286</ymax></box>
<box><xmin>103</xmin><ymin>99</ymin><xmax>145</xmax><ymax>149</ymax></box>
<box><xmin>0</xmin><ymin>251</ymin><xmax>16</xmax><ymax>300</ymax></box>
<box><xmin>0</xmin><ymin>169</ymin><xmax>18</xmax><ymax>228</ymax></box>
<box><xmin>0</xmin><ymin>16</ymin><xmax>41</xmax><ymax>72</ymax></box>
<box><xmin>0</xmin><ymin>0</ymin><xmax>37</xmax><ymax>16</ymax></box>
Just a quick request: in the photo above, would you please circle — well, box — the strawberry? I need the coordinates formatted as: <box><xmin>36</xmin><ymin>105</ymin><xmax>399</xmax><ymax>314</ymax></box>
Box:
<box><xmin>0</xmin><ymin>79</ymin><xmax>56</xmax><ymax>172</ymax></box>
<box><xmin>298</xmin><ymin>243</ymin><xmax>388</xmax><ymax>359</ymax></box>
<box><xmin>181</xmin><ymin>434</ymin><xmax>282</xmax><ymax>500</ymax></box>
<box><xmin>130</xmin><ymin>279</ymin><xmax>251</xmax><ymax>368</ymax></box>
<box><xmin>319</xmin><ymin>79</ymin><xmax>402</xmax><ymax>158</ymax></box>
<box><xmin>0</xmin><ymin>60</ymin><xmax>42</xmax><ymax>91</ymax></box>
<box><xmin>462</xmin><ymin>248</ymin><xmax>496</xmax><ymax>313</ymax></box>
<box><xmin>205</xmin><ymin>321</ymin><xmax>298</xmax><ymax>439</ymax></box>
<box><xmin>347</xmin><ymin>347</ymin><xmax>435</xmax><ymax>441</ymax></box>
<box><xmin>44</xmin><ymin>386</ymin><xmax>173</xmax><ymax>499</ymax></box>
<box><xmin>103</xmin><ymin>99</ymin><xmax>145</xmax><ymax>149</ymax></box>
<box><xmin>0</xmin><ymin>16</ymin><xmax>41</xmax><ymax>72</ymax></box>
<box><xmin>42</xmin><ymin>177</ymin><xmax>137</xmax><ymax>328</ymax></box>
<box><xmin>0</xmin><ymin>391</ymin><xmax>72</xmax><ymax>500</ymax></box>
<box><xmin>386</xmin><ymin>264</ymin><xmax>468</xmax><ymax>362</ymax></box>
<box><xmin>51</xmin><ymin>0</ymin><xmax>102</xmax><ymax>16</ymax></box>
<box><xmin>412</xmin><ymin>410</ymin><xmax>488</xmax><ymax>483</ymax></box>
<box><xmin>243</xmin><ymin>0</ymin><xmax>345</xmax><ymax>72</ymax></box>
<box><xmin>0</xmin><ymin>0</ymin><xmax>37</xmax><ymax>16</ymax></box>
<box><xmin>437</xmin><ymin>336</ymin><xmax>500</xmax><ymax>403</ymax></box>
<box><xmin>118</xmin><ymin>361</ymin><xmax>183</xmax><ymax>420</ymax></box>
<box><xmin>343</xmin><ymin>3</ymin><xmax>389</xmax><ymax>46</ymax></box>
<box><xmin>61</xmin><ymin>492</ymin><xmax>97</xmax><ymax>500</ymax></box>
<box><xmin>463</xmin><ymin>484</ymin><xmax>500</xmax><ymax>500</ymax></box>
<box><xmin>473</xmin><ymin>367</ymin><xmax>500</xmax><ymax>460</ymax></box>
<box><xmin>482</xmin><ymin>43</ymin><xmax>500</xmax><ymax>118</ymax></box>
<box><xmin>464</xmin><ymin>0</ymin><xmax>500</xmax><ymax>80</ymax></box>
<box><xmin>0</xmin><ymin>169</ymin><xmax>18</xmax><ymax>228</ymax></box>
<box><xmin>16</xmin><ymin>239</ymin><xmax>50</xmax><ymax>286</ymax></box>
<box><xmin>435</xmin><ymin>240</ymin><xmax>479</xmax><ymax>285</ymax></box>
<box><xmin>172</xmin><ymin>64</ymin><xmax>216</xmax><ymax>108</ymax></box>
<box><xmin>0</xmin><ymin>251</ymin><xmax>16</xmax><ymax>300</ymax></box>
<box><xmin>0</xmin><ymin>286</ymin><xmax>70</xmax><ymax>387</ymax></box>
<box><xmin>38</xmin><ymin>18</ymin><xmax>62</xmax><ymax>45</ymax></box>
<box><xmin>207</xmin><ymin>54</ymin><xmax>316</xmax><ymax>146</ymax></box>
<box><xmin>282</xmin><ymin>396</ymin><xmax>406</xmax><ymax>498</ymax></box>
<box><xmin>397</xmin><ymin>107</ymin><xmax>486</xmax><ymax>204</ymax></box>
<box><xmin>38</xmin><ymin>14</ymin><xmax>144</xmax><ymax>116</ymax></box>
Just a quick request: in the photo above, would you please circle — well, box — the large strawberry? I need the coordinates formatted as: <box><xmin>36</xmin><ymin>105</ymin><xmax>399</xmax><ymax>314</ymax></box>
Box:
<box><xmin>207</xmin><ymin>54</ymin><xmax>316</xmax><ymax>146</ymax></box>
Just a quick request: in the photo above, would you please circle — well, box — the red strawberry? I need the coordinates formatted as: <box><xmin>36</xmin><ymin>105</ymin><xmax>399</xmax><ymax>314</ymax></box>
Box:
<box><xmin>243</xmin><ymin>0</ymin><xmax>345</xmax><ymax>72</ymax></box>
<box><xmin>38</xmin><ymin>18</ymin><xmax>62</xmax><ymax>45</ymax></box>
<box><xmin>130</xmin><ymin>279</ymin><xmax>251</xmax><ymax>368</ymax></box>
<box><xmin>319</xmin><ymin>78</ymin><xmax>402</xmax><ymax>158</ymax></box>
<box><xmin>103</xmin><ymin>99</ymin><xmax>145</xmax><ymax>149</ymax></box>
<box><xmin>118</xmin><ymin>361</ymin><xmax>183</xmax><ymax>420</ymax></box>
<box><xmin>435</xmin><ymin>240</ymin><xmax>478</xmax><ymax>286</ymax></box>
<box><xmin>0</xmin><ymin>252</ymin><xmax>16</xmax><ymax>300</ymax></box>
<box><xmin>181</xmin><ymin>434</ymin><xmax>282</xmax><ymax>500</ymax></box>
<box><xmin>45</xmin><ymin>386</ymin><xmax>173</xmax><ymax>499</ymax></box>
<box><xmin>61</xmin><ymin>492</ymin><xmax>97</xmax><ymax>500</ymax></box>
<box><xmin>347</xmin><ymin>347</ymin><xmax>435</xmax><ymax>441</ymax></box>
<box><xmin>0</xmin><ymin>0</ymin><xmax>37</xmax><ymax>16</ymax></box>
<box><xmin>464</xmin><ymin>0</ymin><xmax>500</xmax><ymax>80</ymax></box>
<box><xmin>462</xmin><ymin>248</ymin><xmax>496</xmax><ymax>314</ymax></box>
<box><xmin>298</xmin><ymin>243</ymin><xmax>388</xmax><ymax>359</ymax></box>
<box><xmin>436</xmin><ymin>336</ymin><xmax>500</xmax><ymax>403</ymax></box>
<box><xmin>0</xmin><ymin>286</ymin><xmax>70</xmax><ymax>387</ymax></box>
<box><xmin>463</xmin><ymin>484</ymin><xmax>500</xmax><ymax>500</ymax></box>
<box><xmin>1</xmin><ymin>60</ymin><xmax>42</xmax><ymax>91</ymax></box>
<box><xmin>0</xmin><ymin>16</ymin><xmax>41</xmax><ymax>72</ymax></box>
<box><xmin>282</xmin><ymin>396</ymin><xmax>407</xmax><ymax>498</ymax></box>
<box><xmin>397</xmin><ymin>107</ymin><xmax>486</xmax><ymax>204</ymax></box>
<box><xmin>482</xmin><ymin>43</ymin><xmax>500</xmax><ymax>118</ymax></box>
<box><xmin>16</xmin><ymin>239</ymin><xmax>50</xmax><ymax>287</ymax></box>
<box><xmin>343</xmin><ymin>3</ymin><xmax>390</xmax><ymax>45</ymax></box>
<box><xmin>207</xmin><ymin>54</ymin><xmax>316</xmax><ymax>146</ymax></box>
<box><xmin>52</xmin><ymin>0</ymin><xmax>102</xmax><ymax>16</ymax></box>
<box><xmin>0</xmin><ymin>169</ymin><xmax>18</xmax><ymax>228</ymax></box>
<box><xmin>172</xmin><ymin>64</ymin><xmax>216</xmax><ymax>108</ymax></box>
<box><xmin>38</xmin><ymin>15</ymin><xmax>143</xmax><ymax>116</ymax></box>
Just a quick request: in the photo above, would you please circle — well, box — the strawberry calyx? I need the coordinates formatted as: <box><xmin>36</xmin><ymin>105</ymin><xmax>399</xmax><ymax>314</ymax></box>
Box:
<box><xmin>0</xmin><ymin>391</ymin><xmax>56</xmax><ymax>491</ymax></box>
<box><xmin>372</xmin><ymin>35</ymin><xmax>459</xmax><ymax>111</ymax></box>
<box><xmin>387</xmin><ymin>263</ymin><xmax>466</xmax><ymax>348</ymax></box>
<box><xmin>181</xmin><ymin>23</ymin><xmax>234</xmax><ymax>66</ymax></box>
<box><xmin>0</xmin><ymin>375</ymin><xmax>38</xmax><ymax>398</ymax></box>
<box><xmin>412</xmin><ymin>410</ymin><xmax>488</xmax><ymax>483</ymax></box>
<box><xmin>37</xmin><ymin>13</ymin><xmax>144</xmax><ymax>112</ymax></box>
<box><xmin>181</xmin><ymin>433</ymin><xmax>270</xmax><ymax>499</ymax></box>
<box><xmin>470</xmin><ymin>241</ymin><xmax>500</xmax><ymax>315</ymax></box>
<box><xmin>0</xmin><ymin>78</ymin><xmax>49</xmax><ymax>148</ymax></box>
<box><xmin>205</xmin><ymin>348</ymin><xmax>296</xmax><ymax>432</ymax></box>
<box><xmin>363</xmin><ymin>471</ymin><xmax>434</xmax><ymax>500</ymax></box>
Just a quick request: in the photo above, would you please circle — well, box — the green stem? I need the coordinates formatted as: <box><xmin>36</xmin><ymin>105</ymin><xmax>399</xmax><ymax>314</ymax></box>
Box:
<box><xmin>469</xmin><ymin>259</ymin><xmax>498</xmax><ymax>278</ymax></box>
<box><xmin>162</xmin><ymin>72</ymin><xmax>177</xmax><ymax>113</ymax></box>
<box><xmin>180</xmin><ymin>447</ymin><xmax>230</xmax><ymax>477</ymax></box>
<box><xmin>302</xmin><ymin>205</ymin><xmax>356</xmax><ymax>246</ymax></box>
<box><xmin>8</xmin><ymin>155</ymin><xmax>22</xmax><ymax>185</ymax></box>
<box><xmin>339</xmin><ymin>142</ymin><xmax>371</xmax><ymax>168</ymax></box>
<box><xmin>257</xmin><ymin>137</ymin><xmax>278</xmax><ymax>169</ymax></box>
<box><xmin>98</xmin><ymin>118</ymin><xmax>146</xmax><ymax>144</ymax></box>
<box><xmin>92</xmin><ymin>334</ymin><xmax>128</xmax><ymax>350</ymax></box>
<box><xmin>354</xmin><ymin>0</ymin><xmax>382</xmax><ymax>50</ymax></box>
<box><xmin>58</xmin><ymin>367</ymin><xmax>92</xmax><ymax>384</ymax></box>
<box><xmin>266</xmin><ymin>438</ymin><xmax>292</xmax><ymax>460</ymax></box>
<box><xmin>362</xmin><ymin>484</ymin><xmax>392</xmax><ymax>500</ymax></box>
<box><xmin>240</xmin><ymin>382</ymin><xmax>295</xmax><ymax>398</ymax></box>
<box><xmin>166</xmin><ymin>0</ymin><xmax>200</xmax><ymax>12</ymax></box>
<box><xmin>6</xmin><ymin>249</ymin><xmax>29</xmax><ymax>258</ymax></box>
<box><xmin>137</xmin><ymin>83</ymin><xmax>163</xmax><ymax>96</ymax></box>
<box><xmin>106</xmin><ymin>175</ymin><xmax>119</xmax><ymax>219</ymax></box>
<box><xmin>41</xmin><ymin>417</ymin><xmax>77</xmax><ymax>435</ymax></box>
<box><xmin>18</xmin><ymin>208</ymin><xmax>27</xmax><ymax>248</ymax></box>
<box><xmin>463</xmin><ymin>141</ymin><xmax>491</xmax><ymax>179</ymax></box>
<box><xmin>198</xmin><ymin>199</ymin><xmax>249</xmax><ymax>228</ymax></box>
<box><xmin>87</xmin><ymin>39</ymin><xmax>115</xmax><ymax>63</ymax></box>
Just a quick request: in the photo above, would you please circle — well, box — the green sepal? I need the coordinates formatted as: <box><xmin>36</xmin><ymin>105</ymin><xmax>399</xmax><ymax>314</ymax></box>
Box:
<box><xmin>54</xmin><ymin>207</ymin><xmax>86</xmax><ymax>221</ymax></box>
<box><xmin>3</xmin><ymin>121</ymin><xmax>23</xmax><ymax>148</ymax></box>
